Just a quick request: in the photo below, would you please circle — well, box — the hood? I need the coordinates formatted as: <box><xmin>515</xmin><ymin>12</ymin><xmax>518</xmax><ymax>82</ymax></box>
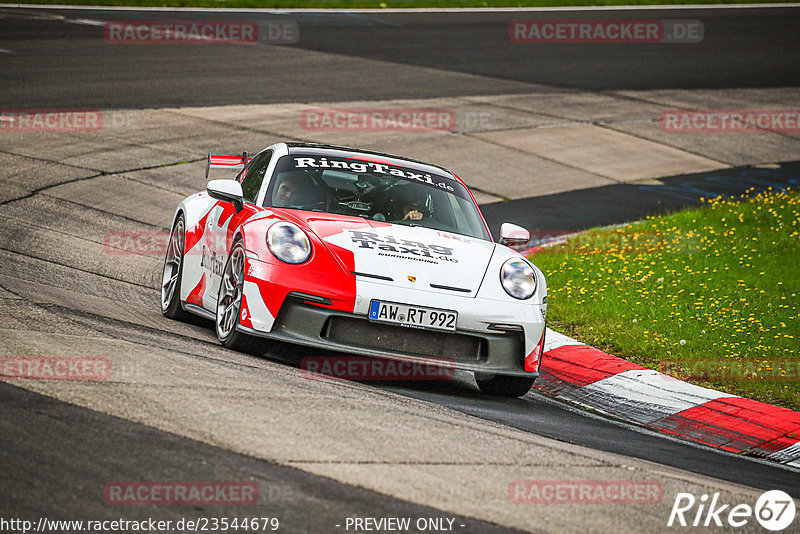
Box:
<box><xmin>282</xmin><ymin>211</ymin><xmax>496</xmax><ymax>296</ymax></box>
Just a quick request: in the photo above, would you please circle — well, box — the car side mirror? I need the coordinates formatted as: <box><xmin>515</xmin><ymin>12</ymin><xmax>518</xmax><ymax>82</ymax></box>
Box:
<box><xmin>499</xmin><ymin>222</ymin><xmax>530</xmax><ymax>247</ymax></box>
<box><xmin>207</xmin><ymin>179</ymin><xmax>244</xmax><ymax>213</ymax></box>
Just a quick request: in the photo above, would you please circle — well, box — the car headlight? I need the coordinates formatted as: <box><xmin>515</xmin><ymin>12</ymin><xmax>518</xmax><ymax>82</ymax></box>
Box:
<box><xmin>267</xmin><ymin>222</ymin><xmax>311</xmax><ymax>264</ymax></box>
<box><xmin>500</xmin><ymin>258</ymin><xmax>536</xmax><ymax>300</ymax></box>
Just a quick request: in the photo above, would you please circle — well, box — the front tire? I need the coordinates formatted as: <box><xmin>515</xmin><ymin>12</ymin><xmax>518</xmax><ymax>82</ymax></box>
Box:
<box><xmin>215</xmin><ymin>241</ymin><xmax>263</xmax><ymax>354</ymax></box>
<box><xmin>475</xmin><ymin>374</ymin><xmax>535</xmax><ymax>398</ymax></box>
<box><xmin>161</xmin><ymin>214</ymin><xmax>193</xmax><ymax>321</ymax></box>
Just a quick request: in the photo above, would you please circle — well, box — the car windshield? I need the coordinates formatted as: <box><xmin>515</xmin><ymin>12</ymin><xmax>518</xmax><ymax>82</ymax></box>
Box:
<box><xmin>264</xmin><ymin>153</ymin><xmax>491</xmax><ymax>241</ymax></box>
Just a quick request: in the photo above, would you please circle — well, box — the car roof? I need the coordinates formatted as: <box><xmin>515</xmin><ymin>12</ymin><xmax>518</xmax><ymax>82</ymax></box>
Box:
<box><xmin>284</xmin><ymin>142</ymin><xmax>457</xmax><ymax>180</ymax></box>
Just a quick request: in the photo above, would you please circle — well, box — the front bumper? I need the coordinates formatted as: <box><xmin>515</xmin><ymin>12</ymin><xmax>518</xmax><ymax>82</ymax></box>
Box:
<box><xmin>237</xmin><ymin>295</ymin><xmax>538</xmax><ymax>378</ymax></box>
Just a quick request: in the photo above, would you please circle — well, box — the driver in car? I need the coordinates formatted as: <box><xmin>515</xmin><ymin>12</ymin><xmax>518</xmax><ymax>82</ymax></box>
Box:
<box><xmin>273</xmin><ymin>172</ymin><xmax>306</xmax><ymax>208</ymax></box>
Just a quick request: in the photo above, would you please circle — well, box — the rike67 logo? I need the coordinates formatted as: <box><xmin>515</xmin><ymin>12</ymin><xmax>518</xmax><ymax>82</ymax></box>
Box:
<box><xmin>668</xmin><ymin>490</ymin><xmax>796</xmax><ymax>531</ymax></box>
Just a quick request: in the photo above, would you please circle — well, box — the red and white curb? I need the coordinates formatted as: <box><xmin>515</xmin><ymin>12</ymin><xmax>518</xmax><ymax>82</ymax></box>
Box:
<box><xmin>535</xmin><ymin>329</ymin><xmax>800</xmax><ymax>468</ymax></box>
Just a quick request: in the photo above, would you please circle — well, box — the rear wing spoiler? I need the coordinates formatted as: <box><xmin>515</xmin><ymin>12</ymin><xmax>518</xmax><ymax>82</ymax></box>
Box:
<box><xmin>205</xmin><ymin>152</ymin><xmax>253</xmax><ymax>179</ymax></box>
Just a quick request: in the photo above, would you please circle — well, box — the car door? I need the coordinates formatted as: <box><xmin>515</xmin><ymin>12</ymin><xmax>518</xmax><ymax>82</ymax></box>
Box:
<box><xmin>205</xmin><ymin>149</ymin><xmax>273</xmax><ymax>302</ymax></box>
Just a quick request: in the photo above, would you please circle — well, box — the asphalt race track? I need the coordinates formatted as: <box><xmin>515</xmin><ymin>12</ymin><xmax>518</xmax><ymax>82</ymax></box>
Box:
<box><xmin>2</xmin><ymin>6</ymin><xmax>800</xmax><ymax>108</ymax></box>
<box><xmin>1</xmin><ymin>5</ymin><xmax>800</xmax><ymax>533</ymax></box>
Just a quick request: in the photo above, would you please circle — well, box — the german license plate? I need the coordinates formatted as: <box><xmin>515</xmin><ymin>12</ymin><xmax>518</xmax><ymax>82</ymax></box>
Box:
<box><xmin>368</xmin><ymin>300</ymin><xmax>457</xmax><ymax>331</ymax></box>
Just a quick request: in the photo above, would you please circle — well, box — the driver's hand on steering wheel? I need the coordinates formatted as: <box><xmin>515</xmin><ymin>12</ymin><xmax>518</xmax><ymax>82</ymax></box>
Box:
<box><xmin>403</xmin><ymin>209</ymin><xmax>423</xmax><ymax>221</ymax></box>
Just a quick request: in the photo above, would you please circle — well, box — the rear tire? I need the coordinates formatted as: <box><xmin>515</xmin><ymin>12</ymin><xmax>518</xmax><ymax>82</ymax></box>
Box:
<box><xmin>475</xmin><ymin>374</ymin><xmax>535</xmax><ymax>398</ymax></box>
<box><xmin>161</xmin><ymin>214</ymin><xmax>193</xmax><ymax>322</ymax></box>
<box><xmin>215</xmin><ymin>240</ymin><xmax>264</xmax><ymax>354</ymax></box>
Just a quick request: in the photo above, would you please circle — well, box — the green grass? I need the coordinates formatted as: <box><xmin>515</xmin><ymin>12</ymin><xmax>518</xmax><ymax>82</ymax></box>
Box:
<box><xmin>11</xmin><ymin>0</ymin><xmax>800</xmax><ymax>8</ymax></box>
<box><xmin>532</xmin><ymin>188</ymin><xmax>800</xmax><ymax>411</ymax></box>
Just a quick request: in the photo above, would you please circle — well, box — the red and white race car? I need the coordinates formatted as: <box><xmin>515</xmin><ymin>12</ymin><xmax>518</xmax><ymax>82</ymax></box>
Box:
<box><xmin>161</xmin><ymin>142</ymin><xmax>546</xmax><ymax>397</ymax></box>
